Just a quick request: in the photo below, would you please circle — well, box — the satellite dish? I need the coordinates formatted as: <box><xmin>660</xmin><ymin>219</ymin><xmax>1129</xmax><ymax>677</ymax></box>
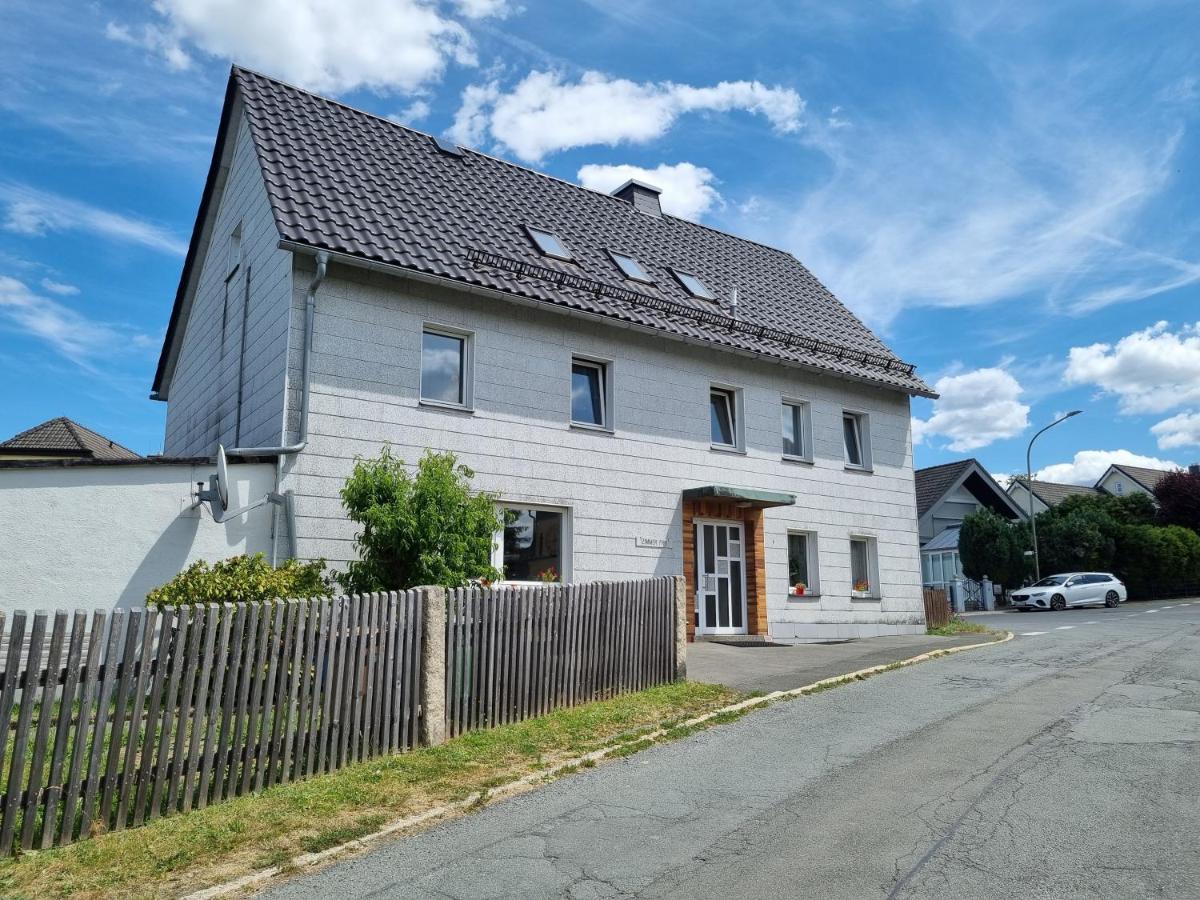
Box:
<box><xmin>215</xmin><ymin>444</ymin><xmax>230</xmax><ymax>510</ymax></box>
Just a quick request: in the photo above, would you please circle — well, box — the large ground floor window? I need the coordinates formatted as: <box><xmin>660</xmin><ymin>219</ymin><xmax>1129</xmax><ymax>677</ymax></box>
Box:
<box><xmin>494</xmin><ymin>505</ymin><xmax>567</xmax><ymax>583</ymax></box>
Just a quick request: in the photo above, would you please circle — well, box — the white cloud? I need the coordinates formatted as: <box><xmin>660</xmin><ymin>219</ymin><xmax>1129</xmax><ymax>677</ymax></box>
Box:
<box><xmin>1064</xmin><ymin>321</ymin><xmax>1200</xmax><ymax>414</ymax></box>
<box><xmin>452</xmin><ymin>70</ymin><xmax>804</xmax><ymax>162</ymax></box>
<box><xmin>1035</xmin><ymin>449</ymin><xmax>1179</xmax><ymax>486</ymax></box>
<box><xmin>576</xmin><ymin>162</ymin><xmax>721</xmax><ymax>221</ymax></box>
<box><xmin>1151</xmin><ymin>412</ymin><xmax>1200</xmax><ymax>450</ymax></box>
<box><xmin>39</xmin><ymin>278</ymin><xmax>80</xmax><ymax>296</ymax></box>
<box><xmin>0</xmin><ymin>276</ymin><xmax>142</xmax><ymax>364</ymax></box>
<box><xmin>107</xmin><ymin>0</ymin><xmax>508</xmax><ymax>95</ymax></box>
<box><xmin>1</xmin><ymin>183</ymin><xmax>186</xmax><ymax>256</ymax></box>
<box><xmin>912</xmin><ymin>367</ymin><xmax>1029</xmax><ymax>452</ymax></box>
<box><xmin>392</xmin><ymin>100</ymin><xmax>432</xmax><ymax>124</ymax></box>
<box><xmin>454</xmin><ymin>0</ymin><xmax>510</xmax><ymax>18</ymax></box>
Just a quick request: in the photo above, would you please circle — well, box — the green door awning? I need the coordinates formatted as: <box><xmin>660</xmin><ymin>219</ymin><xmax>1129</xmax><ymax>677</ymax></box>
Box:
<box><xmin>682</xmin><ymin>485</ymin><xmax>796</xmax><ymax>509</ymax></box>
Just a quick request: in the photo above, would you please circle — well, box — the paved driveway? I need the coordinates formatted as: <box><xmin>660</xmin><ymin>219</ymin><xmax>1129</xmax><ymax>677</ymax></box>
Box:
<box><xmin>686</xmin><ymin>632</ymin><xmax>993</xmax><ymax>693</ymax></box>
<box><xmin>263</xmin><ymin>598</ymin><xmax>1200</xmax><ymax>899</ymax></box>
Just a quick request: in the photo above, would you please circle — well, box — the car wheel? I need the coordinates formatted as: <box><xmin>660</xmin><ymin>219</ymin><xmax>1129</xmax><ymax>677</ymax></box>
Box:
<box><xmin>1051</xmin><ymin>594</ymin><xmax>1067</xmax><ymax>611</ymax></box>
<box><xmin>1105</xmin><ymin>590</ymin><xmax>1119</xmax><ymax>608</ymax></box>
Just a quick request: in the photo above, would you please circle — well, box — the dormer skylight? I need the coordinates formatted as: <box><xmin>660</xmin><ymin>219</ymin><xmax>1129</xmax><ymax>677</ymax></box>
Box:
<box><xmin>609</xmin><ymin>251</ymin><xmax>652</xmax><ymax>283</ymax></box>
<box><xmin>671</xmin><ymin>269</ymin><xmax>714</xmax><ymax>300</ymax></box>
<box><xmin>526</xmin><ymin>226</ymin><xmax>573</xmax><ymax>260</ymax></box>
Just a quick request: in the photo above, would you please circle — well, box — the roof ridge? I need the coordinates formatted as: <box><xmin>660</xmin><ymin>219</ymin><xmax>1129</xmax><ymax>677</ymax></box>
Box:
<box><xmin>230</xmin><ymin>66</ymin><xmax>802</xmax><ymax>260</ymax></box>
<box><xmin>916</xmin><ymin>458</ymin><xmax>975</xmax><ymax>473</ymax></box>
<box><xmin>59</xmin><ymin>417</ymin><xmax>88</xmax><ymax>453</ymax></box>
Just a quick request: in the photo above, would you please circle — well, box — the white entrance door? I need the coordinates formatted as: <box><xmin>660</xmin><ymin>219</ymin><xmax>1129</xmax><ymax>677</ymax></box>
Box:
<box><xmin>695</xmin><ymin>520</ymin><xmax>748</xmax><ymax>635</ymax></box>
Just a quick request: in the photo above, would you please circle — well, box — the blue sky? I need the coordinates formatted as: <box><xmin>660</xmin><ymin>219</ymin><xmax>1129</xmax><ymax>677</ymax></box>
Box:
<box><xmin>2</xmin><ymin>0</ymin><xmax>1198</xmax><ymax>484</ymax></box>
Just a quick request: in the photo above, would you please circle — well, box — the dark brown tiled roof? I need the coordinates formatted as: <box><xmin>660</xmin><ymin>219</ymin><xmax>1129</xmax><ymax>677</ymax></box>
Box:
<box><xmin>1109</xmin><ymin>464</ymin><xmax>1173</xmax><ymax>492</ymax></box>
<box><xmin>154</xmin><ymin>67</ymin><xmax>933</xmax><ymax>398</ymax></box>
<box><xmin>1010</xmin><ymin>477</ymin><xmax>1101</xmax><ymax>508</ymax></box>
<box><xmin>0</xmin><ymin>417</ymin><xmax>139</xmax><ymax>460</ymax></box>
<box><xmin>914</xmin><ymin>459</ymin><xmax>976</xmax><ymax>518</ymax></box>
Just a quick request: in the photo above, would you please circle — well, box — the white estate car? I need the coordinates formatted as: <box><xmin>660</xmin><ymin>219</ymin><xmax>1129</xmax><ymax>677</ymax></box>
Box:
<box><xmin>1011</xmin><ymin>573</ymin><xmax>1127</xmax><ymax>611</ymax></box>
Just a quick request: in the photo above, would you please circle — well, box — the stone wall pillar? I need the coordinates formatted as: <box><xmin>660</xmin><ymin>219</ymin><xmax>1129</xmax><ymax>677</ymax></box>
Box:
<box><xmin>418</xmin><ymin>585</ymin><xmax>447</xmax><ymax>746</ymax></box>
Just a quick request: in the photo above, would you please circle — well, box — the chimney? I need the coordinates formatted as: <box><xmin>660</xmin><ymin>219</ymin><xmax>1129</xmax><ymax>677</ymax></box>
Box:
<box><xmin>611</xmin><ymin>179</ymin><xmax>663</xmax><ymax>218</ymax></box>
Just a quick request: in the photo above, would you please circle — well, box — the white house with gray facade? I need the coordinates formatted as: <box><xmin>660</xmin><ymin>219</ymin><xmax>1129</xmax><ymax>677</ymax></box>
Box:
<box><xmin>151</xmin><ymin>67</ymin><xmax>938</xmax><ymax>643</ymax></box>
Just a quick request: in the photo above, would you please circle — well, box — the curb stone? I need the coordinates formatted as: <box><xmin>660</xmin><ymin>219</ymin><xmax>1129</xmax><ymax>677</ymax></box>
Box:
<box><xmin>183</xmin><ymin>630</ymin><xmax>1013</xmax><ymax>899</ymax></box>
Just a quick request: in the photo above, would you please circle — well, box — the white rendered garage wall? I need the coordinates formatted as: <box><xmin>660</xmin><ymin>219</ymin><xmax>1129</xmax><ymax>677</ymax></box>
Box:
<box><xmin>280</xmin><ymin>258</ymin><xmax>927</xmax><ymax>641</ymax></box>
<box><xmin>0</xmin><ymin>460</ymin><xmax>276</xmax><ymax>614</ymax></box>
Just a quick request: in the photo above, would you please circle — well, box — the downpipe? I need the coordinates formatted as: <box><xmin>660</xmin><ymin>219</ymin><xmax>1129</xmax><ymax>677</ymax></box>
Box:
<box><xmin>225</xmin><ymin>249</ymin><xmax>329</xmax><ymax>563</ymax></box>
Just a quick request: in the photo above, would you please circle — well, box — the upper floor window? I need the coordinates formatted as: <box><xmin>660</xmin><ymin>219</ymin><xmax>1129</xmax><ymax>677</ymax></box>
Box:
<box><xmin>609</xmin><ymin>251</ymin><xmax>653</xmax><ymax>282</ymax></box>
<box><xmin>843</xmin><ymin>411</ymin><xmax>870</xmax><ymax>469</ymax></box>
<box><xmin>710</xmin><ymin>386</ymin><xmax>739</xmax><ymax>449</ymax></box>
<box><xmin>421</xmin><ymin>325</ymin><xmax>472</xmax><ymax>408</ymax></box>
<box><xmin>672</xmin><ymin>269</ymin><xmax>715</xmax><ymax>300</ymax></box>
<box><xmin>571</xmin><ymin>357</ymin><xmax>609</xmax><ymax>429</ymax></box>
<box><xmin>781</xmin><ymin>399</ymin><xmax>811</xmax><ymax>460</ymax></box>
<box><xmin>526</xmin><ymin>226</ymin><xmax>573</xmax><ymax>260</ymax></box>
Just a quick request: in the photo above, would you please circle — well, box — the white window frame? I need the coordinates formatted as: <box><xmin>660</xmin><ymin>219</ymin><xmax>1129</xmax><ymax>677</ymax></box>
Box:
<box><xmin>786</xmin><ymin>529</ymin><xmax>820</xmax><ymax>597</ymax></box>
<box><xmin>228</xmin><ymin>221</ymin><xmax>243</xmax><ymax>278</ymax></box>
<box><xmin>842</xmin><ymin>410</ymin><xmax>872</xmax><ymax>471</ymax></box>
<box><xmin>569</xmin><ymin>354</ymin><xmax>613</xmax><ymax>431</ymax></box>
<box><xmin>709</xmin><ymin>384</ymin><xmax>743</xmax><ymax>452</ymax></box>
<box><xmin>419</xmin><ymin>323</ymin><xmax>474</xmax><ymax>411</ymax></box>
<box><xmin>492</xmin><ymin>502</ymin><xmax>572</xmax><ymax>584</ymax></box>
<box><xmin>781</xmin><ymin>397</ymin><xmax>813</xmax><ymax>462</ymax></box>
<box><xmin>849</xmin><ymin>535</ymin><xmax>880</xmax><ymax>599</ymax></box>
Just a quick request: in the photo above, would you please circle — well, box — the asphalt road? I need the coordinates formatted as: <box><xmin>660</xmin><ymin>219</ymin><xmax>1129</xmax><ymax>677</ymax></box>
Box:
<box><xmin>263</xmin><ymin>599</ymin><xmax>1200</xmax><ymax>899</ymax></box>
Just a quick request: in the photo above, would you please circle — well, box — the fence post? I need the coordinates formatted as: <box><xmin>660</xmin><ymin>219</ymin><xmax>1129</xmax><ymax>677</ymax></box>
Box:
<box><xmin>418</xmin><ymin>586</ymin><xmax>447</xmax><ymax>747</ymax></box>
<box><xmin>672</xmin><ymin>576</ymin><xmax>688</xmax><ymax>681</ymax></box>
<box><xmin>981</xmin><ymin>576</ymin><xmax>995</xmax><ymax>611</ymax></box>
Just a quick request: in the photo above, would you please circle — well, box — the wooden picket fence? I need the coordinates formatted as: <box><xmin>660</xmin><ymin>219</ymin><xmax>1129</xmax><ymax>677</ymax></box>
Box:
<box><xmin>0</xmin><ymin>592</ymin><xmax>423</xmax><ymax>853</ymax></box>
<box><xmin>444</xmin><ymin>578</ymin><xmax>679</xmax><ymax>738</ymax></box>
<box><xmin>922</xmin><ymin>587</ymin><xmax>951</xmax><ymax>628</ymax></box>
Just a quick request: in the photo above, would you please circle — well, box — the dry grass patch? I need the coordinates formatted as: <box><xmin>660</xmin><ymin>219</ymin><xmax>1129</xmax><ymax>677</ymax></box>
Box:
<box><xmin>0</xmin><ymin>681</ymin><xmax>738</xmax><ymax>899</ymax></box>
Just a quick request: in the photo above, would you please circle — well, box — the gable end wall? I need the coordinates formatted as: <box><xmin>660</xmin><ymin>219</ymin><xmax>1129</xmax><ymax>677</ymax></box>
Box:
<box><xmin>162</xmin><ymin>112</ymin><xmax>292</xmax><ymax>456</ymax></box>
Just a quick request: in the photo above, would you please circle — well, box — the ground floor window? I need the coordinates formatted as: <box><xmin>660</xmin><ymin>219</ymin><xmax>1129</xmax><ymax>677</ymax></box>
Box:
<box><xmin>495</xmin><ymin>506</ymin><xmax>566</xmax><ymax>582</ymax></box>
<box><xmin>787</xmin><ymin>531</ymin><xmax>818</xmax><ymax>595</ymax></box>
<box><xmin>850</xmin><ymin>536</ymin><xmax>877</xmax><ymax>596</ymax></box>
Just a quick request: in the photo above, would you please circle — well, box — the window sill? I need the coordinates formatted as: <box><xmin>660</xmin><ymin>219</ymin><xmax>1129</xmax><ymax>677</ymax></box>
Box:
<box><xmin>419</xmin><ymin>398</ymin><xmax>475</xmax><ymax>414</ymax></box>
<box><xmin>782</xmin><ymin>454</ymin><xmax>813</xmax><ymax>465</ymax></box>
<box><xmin>844</xmin><ymin>464</ymin><xmax>874</xmax><ymax>474</ymax></box>
<box><xmin>850</xmin><ymin>593</ymin><xmax>881</xmax><ymax>602</ymax></box>
<box><xmin>570</xmin><ymin>421</ymin><xmax>613</xmax><ymax>435</ymax></box>
<box><xmin>710</xmin><ymin>443</ymin><xmax>746</xmax><ymax>455</ymax></box>
<box><xmin>786</xmin><ymin>592</ymin><xmax>820</xmax><ymax>601</ymax></box>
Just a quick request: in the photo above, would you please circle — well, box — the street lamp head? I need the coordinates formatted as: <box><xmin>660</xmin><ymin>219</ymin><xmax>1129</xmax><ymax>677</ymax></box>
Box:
<box><xmin>1066</xmin><ymin>409</ymin><xmax>1082</xmax><ymax>418</ymax></box>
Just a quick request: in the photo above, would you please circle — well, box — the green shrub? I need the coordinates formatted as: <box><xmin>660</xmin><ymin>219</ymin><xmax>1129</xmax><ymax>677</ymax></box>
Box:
<box><xmin>337</xmin><ymin>447</ymin><xmax>503</xmax><ymax>593</ymax></box>
<box><xmin>146</xmin><ymin>553</ymin><xmax>332</xmax><ymax>606</ymax></box>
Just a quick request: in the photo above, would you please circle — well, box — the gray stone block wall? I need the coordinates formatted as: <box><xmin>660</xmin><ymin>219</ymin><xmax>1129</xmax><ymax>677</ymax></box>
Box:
<box><xmin>278</xmin><ymin>261</ymin><xmax>926</xmax><ymax>638</ymax></box>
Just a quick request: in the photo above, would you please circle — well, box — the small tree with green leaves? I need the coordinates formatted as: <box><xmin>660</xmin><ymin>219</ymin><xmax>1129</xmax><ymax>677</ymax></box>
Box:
<box><xmin>338</xmin><ymin>448</ymin><xmax>503</xmax><ymax>592</ymax></box>
<box><xmin>147</xmin><ymin>553</ymin><xmax>332</xmax><ymax>606</ymax></box>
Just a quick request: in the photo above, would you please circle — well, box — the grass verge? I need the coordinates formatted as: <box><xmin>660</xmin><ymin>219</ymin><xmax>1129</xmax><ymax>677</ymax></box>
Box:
<box><xmin>927</xmin><ymin>616</ymin><xmax>995</xmax><ymax>637</ymax></box>
<box><xmin>0</xmin><ymin>681</ymin><xmax>739</xmax><ymax>900</ymax></box>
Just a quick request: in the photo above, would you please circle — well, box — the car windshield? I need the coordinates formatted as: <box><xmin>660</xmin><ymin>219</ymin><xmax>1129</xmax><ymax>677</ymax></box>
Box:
<box><xmin>1033</xmin><ymin>575</ymin><xmax>1069</xmax><ymax>587</ymax></box>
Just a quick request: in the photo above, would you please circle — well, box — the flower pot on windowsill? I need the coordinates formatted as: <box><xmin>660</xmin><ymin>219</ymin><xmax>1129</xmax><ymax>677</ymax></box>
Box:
<box><xmin>789</xmin><ymin>584</ymin><xmax>807</xmax><ymax>597</ymax></box>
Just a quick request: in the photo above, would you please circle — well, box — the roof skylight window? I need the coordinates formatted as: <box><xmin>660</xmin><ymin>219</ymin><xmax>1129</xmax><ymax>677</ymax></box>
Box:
<box><xmin>526</xmin><ymin>227</ymin><xmax>573</xmax><ymax>260</ymax></box>
<box><xmin>671</xmin><ymin>269</ymin><xmax>715</xmax><ymax>300</ymax></box>
<box><xmin>609</xmin><ymin>251</ymin><xmax>653</xmax><ymax>283</ymax></box>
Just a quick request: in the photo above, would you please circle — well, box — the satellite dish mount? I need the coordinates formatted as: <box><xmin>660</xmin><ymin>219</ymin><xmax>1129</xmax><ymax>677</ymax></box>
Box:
<box><xmin>195</xmin><ymin>445</ymin><xmax>285</xmax><ymax>523</ymax></box>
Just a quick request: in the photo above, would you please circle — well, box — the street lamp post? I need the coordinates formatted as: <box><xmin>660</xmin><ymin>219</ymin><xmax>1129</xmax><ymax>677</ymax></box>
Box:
<box><xmin>1025</xmin><ymin>410</ymin><xmax>1082</xmax><ymax>582</ymax></box>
